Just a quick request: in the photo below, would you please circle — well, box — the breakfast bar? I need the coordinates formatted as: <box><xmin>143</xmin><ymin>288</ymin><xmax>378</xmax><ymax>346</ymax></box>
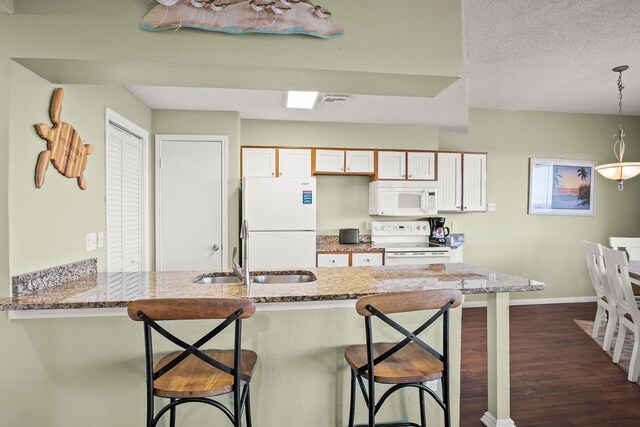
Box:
<box><xmin>0</xmin><ymin>263</ymin><xmax>544</xmax><ymax>427</ymax></box>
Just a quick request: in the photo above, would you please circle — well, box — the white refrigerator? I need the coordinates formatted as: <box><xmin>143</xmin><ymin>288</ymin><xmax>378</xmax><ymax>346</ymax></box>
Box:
<box><xmin>242</xmin><ymin>177</ymin><xmax>316</xmax><ymax>269</ymax></box>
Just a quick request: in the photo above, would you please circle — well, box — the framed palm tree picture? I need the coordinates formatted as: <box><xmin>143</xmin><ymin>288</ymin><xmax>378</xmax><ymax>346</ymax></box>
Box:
<box><xmin>528</xmin><ymin>158</ymin><xmax>596</xmax><ymax>216</ymax></box>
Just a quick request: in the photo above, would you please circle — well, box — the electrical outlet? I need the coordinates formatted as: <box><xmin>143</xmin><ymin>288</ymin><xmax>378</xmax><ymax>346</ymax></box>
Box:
<box><xmin>488</xmin><ymin>203</ymin><xmax>497</xmax><ymax>212</ymax></box>
<box><xmin>451</xmin><ymin>222</ymin><xmax>458</xmax><ymax>232</ymax></box>
<box><xmin>365</xmin><ymin>221</ymin><xmax>371</xmax><ymax>231</ymax></box>
<box><xmin>97</xmin><ymin>232</ymin><xmax>104</xmax><ymax>248</ymax></box>
<box><xmin>85</xmin><ymin>232</ymin><xmax>97</xmax><ymax>252</ymax></box>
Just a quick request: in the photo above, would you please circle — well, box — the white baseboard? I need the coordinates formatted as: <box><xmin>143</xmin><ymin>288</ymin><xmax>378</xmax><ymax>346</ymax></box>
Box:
<box><xmin>481</xmin><ymin>411</ymin><xmax>516</xmax><ymax>427</ymax></box>
<box><xmin>463</xmin><ymin>295</ymin><xmax>597</xmax><ymax>308</ymax></box>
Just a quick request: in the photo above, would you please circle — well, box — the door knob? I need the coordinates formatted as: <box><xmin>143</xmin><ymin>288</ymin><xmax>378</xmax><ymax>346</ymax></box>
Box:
<box><xmin>212</xmin><ymin>244</ymin><xmax>219</xmax><ymax>252</ymax></box>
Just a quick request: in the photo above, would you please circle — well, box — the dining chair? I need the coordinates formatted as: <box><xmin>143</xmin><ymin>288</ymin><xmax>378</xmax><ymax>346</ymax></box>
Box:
<box><xmin>609</xmin><ymin>237</ymin><xmax>640</xmax><ymax>261</ymax></box>
<box><xmin>344</xmin><ymin>289</ymin><xmax>463</xmax><ymax>427</ymax></box>
<box><xmin>583</xmin><ymin>241</ymin><xmax>617</xmax><ymax>351</ymax></box>
<box><xmin>601</xmin><ymin>247</ymin><xmax>640</xmax><ymax>382</ymax></box>
<box><xmin>127</xmin><ymin>298</ymin><xmax>257</xmax><ymax>427</ymax></box>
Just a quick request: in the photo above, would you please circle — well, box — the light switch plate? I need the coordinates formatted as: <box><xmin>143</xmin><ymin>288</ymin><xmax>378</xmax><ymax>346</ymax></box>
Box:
<box><xmin>85</xmin><ymin>232</ymin><xmax>97</xmax><ymax>252</ymax></box>
<box><xmin>98</xmin><ymin>232</ymin><xmax>104</xmax><ymax>248</ymax></box>
<box><xmin>488</xmin><ymin>203</ymin><xmax>497</xmax><ymax>212</ymax></box>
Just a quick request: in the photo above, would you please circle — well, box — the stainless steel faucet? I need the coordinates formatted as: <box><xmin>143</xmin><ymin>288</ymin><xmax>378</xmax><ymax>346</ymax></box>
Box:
<box><xmin>233</xmin><ymin>220</ymin><xmax>251</xmax><ymax>285</ymax></box>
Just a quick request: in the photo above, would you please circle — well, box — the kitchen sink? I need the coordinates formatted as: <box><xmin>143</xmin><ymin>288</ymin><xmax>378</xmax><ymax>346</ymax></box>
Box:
<box><xmin>251</xmin><ymin>273</ymin><xmax>316</xmax><ymax>284</ymax></box>
<box><xmin>194</xmin><ymin>275</ymin><xmax>240</xmax><ymax>284</ymax></box>
<box><xmin>194</xmin><ymin>271</ymin><xmax>316</xmax><ymax>285</ymax></box>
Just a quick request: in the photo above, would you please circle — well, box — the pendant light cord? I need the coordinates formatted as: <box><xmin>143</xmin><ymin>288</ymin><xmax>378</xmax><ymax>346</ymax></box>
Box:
<box><xmin>614</xmin><ymin>70</ymin><xmax>626</xmax><ymax>162</ymax></box>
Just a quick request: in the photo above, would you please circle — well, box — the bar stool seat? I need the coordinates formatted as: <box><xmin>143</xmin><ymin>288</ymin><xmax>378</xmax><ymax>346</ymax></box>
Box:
<box><xmin>345</xmin><ymin>342</ymin><xmax>443</xmax><ymax>384</ymax></box>
<box><xmin>154</xmin><ymin>349</ymin><xmax>258</xmax><ymax>398</ymax></box>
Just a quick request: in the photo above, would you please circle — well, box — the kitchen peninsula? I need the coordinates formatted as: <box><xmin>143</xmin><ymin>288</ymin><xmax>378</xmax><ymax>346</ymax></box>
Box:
<box><xmin>1</xmin><ymin>262</ymin><xmax>543</xmax><ymax>427</ymax></box>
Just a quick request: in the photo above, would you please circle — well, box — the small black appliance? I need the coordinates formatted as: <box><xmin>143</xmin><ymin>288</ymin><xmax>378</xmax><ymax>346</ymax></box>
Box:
<box><xmin>339</xmin><ymin>228</ymin><xmax>360</xmax><ymax>244</ymax></box>
<box><xmin>427</xmin><ymin>217</ymin><xmax>449</xmax><ymax>245</ymax></box>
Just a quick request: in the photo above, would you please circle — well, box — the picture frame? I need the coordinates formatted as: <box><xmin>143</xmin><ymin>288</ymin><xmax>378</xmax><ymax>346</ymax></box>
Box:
<box><xmin>528</xmin><ymin>158</ymin><xmax>596</xmax><ymax>216</ymax></box>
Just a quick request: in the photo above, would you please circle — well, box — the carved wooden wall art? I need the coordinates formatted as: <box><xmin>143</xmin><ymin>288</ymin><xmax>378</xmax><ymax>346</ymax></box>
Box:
<box><xmin>140</xmin><ymin>0</ymin><xmax>344</xmax><ymax>39</ymax></box>
<box><xmin>34</xmin><ymin>88</ymin><xmax>93</xmax><ymax>190</ymax></box>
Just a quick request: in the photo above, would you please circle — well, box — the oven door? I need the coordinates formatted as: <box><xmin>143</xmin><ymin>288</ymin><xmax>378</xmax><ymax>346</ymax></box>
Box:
<box><xmin>384</xmin><ymin>251</ymin><xmax>451</xmax><ymax>265</ymax></box>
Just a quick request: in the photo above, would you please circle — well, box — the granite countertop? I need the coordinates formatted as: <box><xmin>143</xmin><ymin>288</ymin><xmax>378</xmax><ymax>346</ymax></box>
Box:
<box><xmin>316</xmin><ymin>235</ymin><xmax>383</xmax><ymax>253</ymax></box>
<box><xmin>0</xmin><ymin>263</ymin><xmax>545</xmax><ymax>311</ymax></box>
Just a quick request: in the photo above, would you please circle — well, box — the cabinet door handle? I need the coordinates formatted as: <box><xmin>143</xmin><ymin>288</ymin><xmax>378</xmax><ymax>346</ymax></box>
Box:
<box><xmin>279</xmin><ymin>172</ymin><xmax>282</xmax><ymax>176</ymax></box>
<box><xmin>408</xmin><ymin>174</ymin><xmax>412</xmax><ymax>178</ymax></box>
<box><xmin>271</xmin><ymin>172</ymin><xmax>275</xmax><ymax>176</ymax></box>
<box><xmin>347</xmin><ymin>167</ymin><xmax>351</xmax><ymax>171</ymax></box>
<box><xmin>340</xmin><ymin>167</ymin><xmax>344</xmax><ymax>171</ymax></box>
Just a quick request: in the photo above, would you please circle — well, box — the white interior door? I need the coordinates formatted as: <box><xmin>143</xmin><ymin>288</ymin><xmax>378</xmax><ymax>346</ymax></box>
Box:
<box><xmin>156</xmin><ymin>136</ymin><xmax>227</xmax><ymax>271</ymax></box>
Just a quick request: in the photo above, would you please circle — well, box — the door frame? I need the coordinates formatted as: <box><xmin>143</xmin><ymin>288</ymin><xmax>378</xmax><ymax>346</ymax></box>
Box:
<box><xmin>155</xmin><ymin>134</ymin><xmax>228</xmax><ymax>271</ymax></box>
<box><xmin>104</xmin><ymin>108</ymin><xmax>150</xmax><ymax>271</ymax></box>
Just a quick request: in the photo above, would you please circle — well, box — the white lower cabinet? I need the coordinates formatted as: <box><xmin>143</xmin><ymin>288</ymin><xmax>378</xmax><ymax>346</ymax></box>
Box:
<box><xmin>317</xmin><ymin>253</ymin><xmax>350</xmax><ymax>267</ymax></box>
<box><xmin>351</xmin><ymin>252</ymin><xmax>384</xmax><ymax>266</ymax></box>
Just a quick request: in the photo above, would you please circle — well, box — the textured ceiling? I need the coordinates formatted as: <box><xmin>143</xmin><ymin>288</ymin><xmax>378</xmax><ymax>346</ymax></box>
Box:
<box><xmin>128</xmin><ymin>0</ymin><xmax>640</xmax><ymax>130</ymax></box>
<box><xmin>465</xmin><ymin>0</ymin><xmax>640</xmax><ymax>115</ymax></box>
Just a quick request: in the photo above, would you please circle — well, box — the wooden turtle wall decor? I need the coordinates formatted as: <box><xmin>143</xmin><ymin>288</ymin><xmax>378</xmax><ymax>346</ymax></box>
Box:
<box><xmin>34</xmin><ymin>88</ymin><xmax>93</xmax><ymax>190</ymax></box>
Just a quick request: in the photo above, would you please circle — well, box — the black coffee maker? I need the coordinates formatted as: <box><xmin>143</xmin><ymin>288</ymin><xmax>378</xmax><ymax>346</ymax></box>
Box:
<box><xmin>427</xmin><ymin>217</ymin><xmax>449</xmax><ymax>245</ymax></box>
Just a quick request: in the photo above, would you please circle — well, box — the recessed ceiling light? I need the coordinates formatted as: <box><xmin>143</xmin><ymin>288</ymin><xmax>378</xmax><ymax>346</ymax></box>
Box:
<box><xmin>286</xmin><ymin>91</ymin><xmax>319</xmax><ymax>109</ymax></box>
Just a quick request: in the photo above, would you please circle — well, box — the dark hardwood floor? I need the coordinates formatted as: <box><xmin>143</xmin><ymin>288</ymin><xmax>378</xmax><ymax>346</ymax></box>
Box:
<box><xmin>460</xmin><ymin>303</ymin><xmax>640</xmax><ymax>427</ymax></box>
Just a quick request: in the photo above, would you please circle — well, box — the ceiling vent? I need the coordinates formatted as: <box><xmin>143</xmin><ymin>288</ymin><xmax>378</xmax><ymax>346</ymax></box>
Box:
<box><xmin>320</xmin><ymin>94</ymin><xmax>351</xmax><ymax>104</ymax></box>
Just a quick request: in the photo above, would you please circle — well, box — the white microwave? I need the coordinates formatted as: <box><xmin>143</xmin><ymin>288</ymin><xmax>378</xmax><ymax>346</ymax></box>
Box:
<box><xmin>369</xmin><ymin>181</ymin><xmax>438</xmax><ymax>216</ymax></box>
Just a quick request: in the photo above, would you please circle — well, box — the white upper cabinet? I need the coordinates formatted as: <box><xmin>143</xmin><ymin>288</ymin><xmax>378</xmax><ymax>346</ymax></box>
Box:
<box><xmin>242</xmin><ymin>147</ymin><xmax>276</xmax><ymax>177</ymax></box>
<box><xmin>437</xmin><ymin>152</ymin><xmax>487</xmax><ymax>212</ymax></box>
<box><xmin>407</xmin><ymin>152</ymin><xmax>436</xmax><ymax>180</ymax></box>
<box><xmin>315</xmin><ymin>149</ymin><xmax>345</xmax><ymax>173</ymax></box>
<box><xmin>462</xmin><ymin>153</ymin><xmax>487</xmax><ymax>211</ymax></box>
<box><xmin>278</xmin><ymin>148</ymin><xmax>312</xmax><ymax>177</ymax></box>
<box><xmin>437</xmin><ymin>152</ymin><xmax>463</xmax><ymax>211</ymax></box>
<box><xmin>345</xmin><ymin>150</ymin><xmax>374</xmax><ymax>174</ymax></box>
<box><xmin>377</xmin><ymin>151</ymin><xmax>406</xmax><ymax>180</ymax></box>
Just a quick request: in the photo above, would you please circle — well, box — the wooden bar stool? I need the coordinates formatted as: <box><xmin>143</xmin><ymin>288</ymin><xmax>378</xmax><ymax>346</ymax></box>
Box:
<box><xmin>127</xmin><ymin>298</ymin><xmax>257</xmax><ymax>427</ymax></box>
<box><xmin>344</xmin><ymin>289</ymin><xmax>463</xmax><ymax>427</ymax></box>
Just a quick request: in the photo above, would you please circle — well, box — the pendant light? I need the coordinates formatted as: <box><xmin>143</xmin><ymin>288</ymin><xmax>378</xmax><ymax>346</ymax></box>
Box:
<box><xmin>595</xmin><ymin>65</ymin><xmax>640</xmax><ymax>191</ymax></box>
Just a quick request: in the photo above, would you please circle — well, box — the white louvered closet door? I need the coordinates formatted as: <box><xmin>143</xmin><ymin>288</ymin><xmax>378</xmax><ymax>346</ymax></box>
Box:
<box><xmin>107</xmin><ymin>123</ymin><xmax>142</xmax><ymax>274</ymax></box>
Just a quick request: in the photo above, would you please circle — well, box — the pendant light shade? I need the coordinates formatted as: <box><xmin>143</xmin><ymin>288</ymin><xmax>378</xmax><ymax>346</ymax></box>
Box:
<box><xmin>595</xmin><ymin>162</ymin><xmax>640</xmax><ymax>190</ymax></box>
<box><xmin>595</xmin><ymin>65</ymin><xmax>638</xmax><ymax>191</ymax></box>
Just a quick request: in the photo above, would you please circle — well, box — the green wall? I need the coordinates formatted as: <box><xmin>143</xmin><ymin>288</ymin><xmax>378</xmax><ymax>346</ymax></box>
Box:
<box><xmin>440</xmin><ymin>108</ymin><xmax>640</xmax><ymax>301</ymax></box>
<box><xmin>241</xmin><ymin>120</ymin><xmax>438</xmax><ymax>233</ymax></box>
<box><xmin>7</xmin><ymin>62</ymin><xmax>151</xmax><ymax>284</ymax></box>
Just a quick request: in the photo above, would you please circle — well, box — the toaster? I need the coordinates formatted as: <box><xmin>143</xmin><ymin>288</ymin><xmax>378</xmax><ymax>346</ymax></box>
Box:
<box><xmin>339</xmin><ymin>228</ymin><xmax>360</xmax><ymax>244</ymax></box>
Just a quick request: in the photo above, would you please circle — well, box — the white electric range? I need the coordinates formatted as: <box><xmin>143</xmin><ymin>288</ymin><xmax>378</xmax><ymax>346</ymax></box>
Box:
<box><xmin>370</xmin><ymin>220</ymin><xmax>452</xmax><ymax>265</ymax></box>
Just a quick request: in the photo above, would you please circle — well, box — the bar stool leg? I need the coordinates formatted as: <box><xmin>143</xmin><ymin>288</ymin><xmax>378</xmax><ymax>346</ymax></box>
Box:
<box><xmin>245</xmin><ymin>386</ymin><xmax>253</xmax><ymax>427</ymax></box>
<box><xmin>419</xmin><ymin>388</ymin><xmax>426</xmax><ymax>427</ymax></box>
<box><xmin>169</xmin><ymin>399</ymin><xmax>176</xmax><ymax>427</ymax></box>
<box><xmin>347</xmin><ymin>369</ymin><xmax>356</xmax><ymax>427</ymax></box>
<box><xmin>367</xmin><ymin>376</ymin><xmax>375</xmax><ymax>427</ymax></box>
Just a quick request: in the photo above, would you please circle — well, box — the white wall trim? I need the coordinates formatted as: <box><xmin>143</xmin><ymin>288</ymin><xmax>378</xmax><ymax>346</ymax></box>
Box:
<box><xmin>155</xmin><ymin>134</ymin><xmax>229</xmax><ymax>271</ymax></box>
<box><xmin>463</xmin><ymin>295</ymin><xmax>597</xmax><ymax>308</ymax></box>
<box><xmin>105</xmin><ymin>108</ymin><xmax>150</xmax><ymax>271</ymax></box>
<box><xmin>481</xmin><ymin>411</ymin><xmax>516</xmax><ymax>427</ymax></box>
